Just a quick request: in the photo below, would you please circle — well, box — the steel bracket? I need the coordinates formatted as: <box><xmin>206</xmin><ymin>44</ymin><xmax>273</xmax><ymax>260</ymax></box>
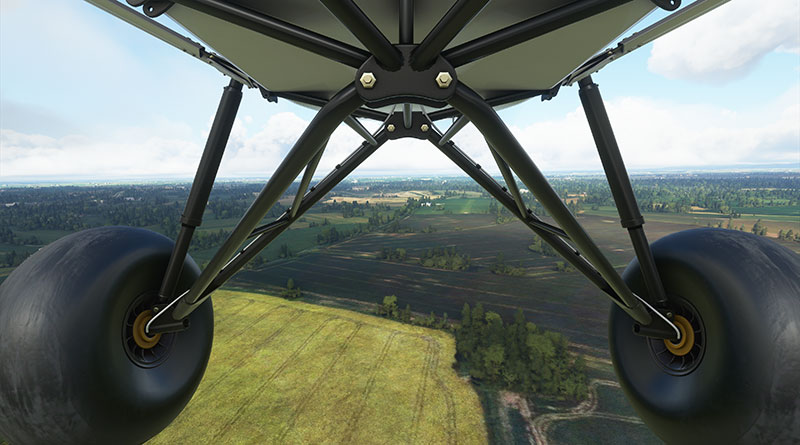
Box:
<box><xmin>356</xmin><ymin>46</ymin><xmax>456</xmax><ymax>108</ymax></box>
<box><xmin>384</xmin><ymin>111</ymin><xmax>434</xmax><ymax>140</ymax></box>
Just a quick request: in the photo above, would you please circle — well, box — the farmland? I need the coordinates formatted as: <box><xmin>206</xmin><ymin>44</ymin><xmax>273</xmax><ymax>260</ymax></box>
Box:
<box><xmin>1</xmin><ymin>173</ymin><xmax>798</xmax><ymax>444</ymax></box>
<box><xmin>148</xmin><ymin>290</ymin><xmax>486</xmax><ymax>444</ymax></box>
<box><xmin>231</xmin><ymin>210</ymin><xmax>791</xmax><ymax>352</ymax></box>
<box><xmin>221</xmin><ymin>178</ymin><xmax>796</xmax><ymax>443</ymax></box>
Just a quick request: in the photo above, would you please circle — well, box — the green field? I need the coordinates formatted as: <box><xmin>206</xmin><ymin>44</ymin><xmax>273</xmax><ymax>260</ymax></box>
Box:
<box><xmin>2</xmin><ymin>179</ymin><xmax>797</xmax><ymax>444</ymax></box>
<box><xmin>148</xmin><ymin>290</ymin><xmax>487</xmax><ymax>444</ymax></box>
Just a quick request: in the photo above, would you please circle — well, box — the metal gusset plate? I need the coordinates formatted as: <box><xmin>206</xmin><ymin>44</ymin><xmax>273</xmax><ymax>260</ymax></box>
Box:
<box><xmin>383</xmin><ymin>111</ymin><xmax>435</xmax><ymax>140</ymax></box>
<box><xmin>356</xmin><ymin>46</ymin><xmax>456</xmax><ymax>108</ymax></box>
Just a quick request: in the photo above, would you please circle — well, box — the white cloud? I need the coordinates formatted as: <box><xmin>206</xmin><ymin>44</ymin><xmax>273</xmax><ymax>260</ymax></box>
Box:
<box><xmin>2</xmin><ymin>87</ymin><xmax>798</xmax><ymax>181</ymax></box>
<box><xmin>648</xmin><ymin>0</ymin><xmax>800</xmax><ymax>82</ymax></box>
<box><xmin>0</xmin><ymin>128</ymin><xmax>200</xmax><ymax>180</ymax></box>
<box><xmin>454</xmin><ymin>86</ymin><xmax>800</xmax><ymax>172</ymax></box>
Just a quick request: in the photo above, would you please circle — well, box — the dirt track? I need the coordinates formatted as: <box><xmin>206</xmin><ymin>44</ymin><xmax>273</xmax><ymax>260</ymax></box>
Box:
<box><xmin>529</xmin><ymin>379</ymin><xmax>643</xmax><ymax>445</ymax></box>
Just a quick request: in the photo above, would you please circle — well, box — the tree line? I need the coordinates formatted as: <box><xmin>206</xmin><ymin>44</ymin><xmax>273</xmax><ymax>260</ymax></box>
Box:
<box><xmin>375</xmin><ymin>296</ymin><xmax>589</xmax><ymax>400</ymax></box>
<box><xmin>419</xmin><ymin>246</ymin><xmax>471</xmax><ymax>271</ymax></box>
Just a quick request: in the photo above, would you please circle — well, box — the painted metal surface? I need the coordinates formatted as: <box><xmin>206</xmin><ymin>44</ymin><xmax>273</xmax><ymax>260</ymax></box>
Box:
<box><xmin>166</xmin><ymin>0</ymin><xmax>656</xmax><ymax>99</ymax></box>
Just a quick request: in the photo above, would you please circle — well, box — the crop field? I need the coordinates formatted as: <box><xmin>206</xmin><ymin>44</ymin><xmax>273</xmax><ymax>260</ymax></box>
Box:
<box><xmin>3</xmin><ymin>181</ymin><xmax>796</xmax><ymax>445</ymax></box>
<box><xmin>548</xmin><ymin>417</ymin><xmax>657</xmax><ymax>445</ymax></box>
<box><xmin>584</xmin><ymin>206</ymin><xmax>800</xmax><ymax>235</ymax></box>
<box><xmin>230</xmin><ymin>213</ymin><xmax>710</xmax><ymax>353</ymax></box>
<box><xmin>227</xmin><ymin>202</ymin><xmax>797</xmax><ymax>443</ymax></box>
<box><xmin>147</xmin><ymin>290</ymin><xmax>486</xmax><ymax>445</ymax></box>
<box><xmin>323</xmin><ymin>190</ymin><xmax>441</xmax><ymax>205</ymax></box>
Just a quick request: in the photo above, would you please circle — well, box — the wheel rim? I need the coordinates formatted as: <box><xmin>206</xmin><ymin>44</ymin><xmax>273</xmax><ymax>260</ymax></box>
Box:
<box><xmin>647</xmin><ymin>297</ymin><xmax>705</xmax><ymax>376</ymax></box>
<box><xmin>122</xmin><ymin>293</ymin><xmax>175</xmax><ymax>368</ymax></box>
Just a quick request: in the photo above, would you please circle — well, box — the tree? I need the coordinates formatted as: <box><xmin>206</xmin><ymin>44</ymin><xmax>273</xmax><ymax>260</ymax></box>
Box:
<box><xmin>279</xmin><ymin>243</ymin><xmax>293</xmax><ymax>258</ymax></box>
<box><xmin>401</xmin><ymin>304</ymin><xmax>412</xmax><ymax>323</ymax></box>
<box><xmin>461</xmin><ymin>303</ymin><xmax>471</xmax><ymax>327</ymax></box>
<box><xmin>554</xmin><ymin>261</ymin><xmax>575</xmax><ymax>273</ymax></box>
<box><xmin>751</xmin><ymin>219</ymin><xmax>767</xmax><ymax>236</ymax></box>
<box><xmin>280</xmin><ymin>278</ymin><xmax>301</xmax><ymax>299</ymax></box>
<box><xmin>483</xmin><ymin>343</ymin><xmax>505</xmax><ymax>379</ymax></box>
<box><xmin>455</xmin><ymin>301</ymin><xmax>588</xmax><ymax>400</ymax></box>
<box><xmin>378</xmin><ymin>295</ymin><xmax>399</xmax><ymax>319</ymax></box>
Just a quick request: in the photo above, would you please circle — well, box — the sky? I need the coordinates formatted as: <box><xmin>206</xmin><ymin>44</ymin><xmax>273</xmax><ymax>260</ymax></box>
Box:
<box><xmin>0</xmin><ymin>0</ymin><xmax>798</xmax><ymax>182</ymax></box>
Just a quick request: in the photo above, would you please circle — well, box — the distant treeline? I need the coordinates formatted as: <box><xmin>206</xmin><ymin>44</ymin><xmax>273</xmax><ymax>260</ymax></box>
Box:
<box><xmin>419</xmin><ymin>247</ymin><xmax>471</xmax><ymax>271</ymax></box>
<box><xmin>0</xmin><ymin>184</ymin><xmax>286</xmax><ymax>239</ymax></box>
<box><xmin>1</xmin><ymin>250</ymin><xmax>32</xmax><ymax>268</ymax></box>
<box><xmin>377</xmin><ymin>245</ymin><xmax>471</xmax><ymax>271</ymax></box>
<box><xmin>2</xmin><ymin>174</ymin><xmax>796</xmax><ymax>237</ymax></box>
<box><xmin>528</xmin><ymin>234</ymin><xmax>557</xmax><ymax>256</ymax></box>
<box><xmin>376</xmin><ymin>295</ymin><xmax>449</xmax><ymax>329</ymax></box>
<box><xmin>543</xmin><ymin>174</ymin><xmax>799</xmax><ymax>216</ymax></box>
<box><xmin>0</xmin><ymin>227</ymin><xmax>41</xmax><ymax>246</ymax></box>
<box><xmin>489</xmin><ymin>253</ymin><xmax>525</xmax><ymax>276</ymax></box>
<box><xmin>706</xmin><ymin>218</ymin><xmax>800</xmax><ymax>242</ymax></box>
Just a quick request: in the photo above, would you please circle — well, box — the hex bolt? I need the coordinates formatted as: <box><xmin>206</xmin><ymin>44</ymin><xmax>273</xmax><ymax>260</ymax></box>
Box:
<box><xmin>387</xmin><ymin>124</ymin><xmax>396</xmax><ymax>132</ymax></box>
<box><xmin>420</xmin><ymin>124</ymin><xmax>430</xmax><ymax>132</ymax></box>
<box><xmin>435</xmin><ymin>72</ymin><xmax>453</xmax><ymax>88</ymax></box>
<box><xmin>360</xmin><ymin>72</ymin><xmax>376</xmax><ymax>89</ymax></box>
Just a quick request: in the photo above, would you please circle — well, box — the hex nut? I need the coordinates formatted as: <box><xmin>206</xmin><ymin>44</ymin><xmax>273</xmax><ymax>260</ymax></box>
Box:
<box><xmin>360</xmin><ymin>72</ymin><xmax>376</xmax><ymax>89</ymax></box>
<box><xmin>387</xmin><ymin>124</ymin><xmax>396</xmax><ymax>132</ymax></box>
<box><xmin>435</xmin><ymin>72</ymin><xmax>453</xmax><ymax>88</ymax></box>
<box><xmin>420</xmin><ymin>124</ymin><xmax>430</xmax><ymax>132</ymax></box>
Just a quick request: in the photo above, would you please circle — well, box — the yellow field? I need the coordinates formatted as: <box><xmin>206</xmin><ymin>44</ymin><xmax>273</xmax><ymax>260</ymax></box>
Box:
<box><xmin>323</xmin><ymin>190</ymin><xmax>442</xmax><ymax>205</ymax></box>
<box><xmin>148</xmin><ymin>290</ymin><xmax>486</xmax><ymax>444</ymax></box>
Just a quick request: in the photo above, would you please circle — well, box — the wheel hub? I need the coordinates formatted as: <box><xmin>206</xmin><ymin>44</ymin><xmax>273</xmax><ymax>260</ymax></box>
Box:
<box><xmin>663</xmin><ymin>315</ymin><xmax>694</xmax><ymax>356</ymax></box>
<box><xmin>132</xmin><ymin>310</ymin><xmax>162</xmax><ymax>349</ymax></box>
<box><xmin>648</xmin><ymin>298</ymin><xmax>705</xmax><ymax>375</ymax></box>
<box><xmin>123</xmin><ymin>294</ymin><xmax>175</xmax><ymax>368</ymax></box>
